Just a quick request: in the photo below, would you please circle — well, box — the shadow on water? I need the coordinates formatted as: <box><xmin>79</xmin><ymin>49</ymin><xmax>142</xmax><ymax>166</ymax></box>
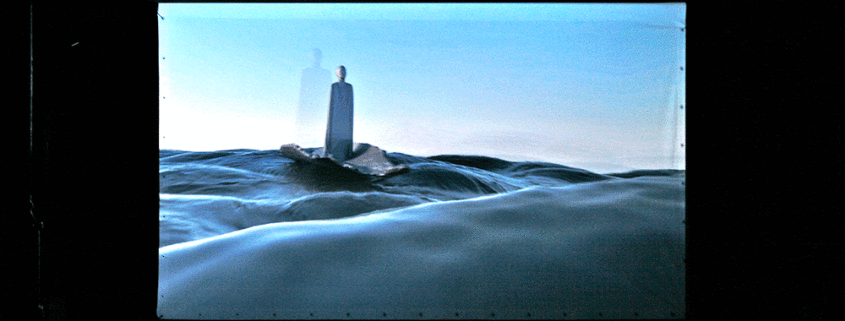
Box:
<box><xmin>427</xmin><ymin>155</ymin><xmax>514</xmax><ymax>171</ymax></box>
<box><xmin>607</xmin><ymin>169</ymin><xmax>685</xmax><ymax>179</ymax></box>
<box><xmin>284</xmin><ymin>161</ymin><xmax>381</xmax><ymax>193</ymax></box>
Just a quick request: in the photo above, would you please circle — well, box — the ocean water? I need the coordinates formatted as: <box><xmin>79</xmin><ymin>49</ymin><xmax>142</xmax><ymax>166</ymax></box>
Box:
<box><xmin>158</xmin><ymin>148</ymin><xmax>685</xmax><ymax>319</ymax></box>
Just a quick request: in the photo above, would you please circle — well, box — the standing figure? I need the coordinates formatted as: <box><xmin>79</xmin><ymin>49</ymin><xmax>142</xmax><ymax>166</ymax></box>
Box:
<box><xmin>325</xmin><ymin>65</ymin><xmax>354</xmax><ymax>161</ymax></box>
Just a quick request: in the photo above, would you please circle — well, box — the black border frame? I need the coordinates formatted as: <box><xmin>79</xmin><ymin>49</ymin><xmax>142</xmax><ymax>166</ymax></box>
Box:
<box><xmin>16</xmin><ymin>1</ymin><xmax>838</xmax><ymax>320</ymax></box>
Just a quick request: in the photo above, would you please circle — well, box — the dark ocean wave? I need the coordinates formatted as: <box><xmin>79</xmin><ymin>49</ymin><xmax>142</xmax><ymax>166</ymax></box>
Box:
<box><xmin>374</xmin><ymin>162</ymin><xmax>526</xmax><ymax>201</ymax></box>
<box><xmin>159</xmin><ymin>148</ymin><xmax>685</xmax><ymax>245</ymax></box>
<box><xmin>158</xmin><ymin>148</ymin><xmax>686</xmax><ymax>318</ymax></box>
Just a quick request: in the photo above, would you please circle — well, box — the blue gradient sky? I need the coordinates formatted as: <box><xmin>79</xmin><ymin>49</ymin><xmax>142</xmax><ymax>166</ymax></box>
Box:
<box><xmin>158</xmin><ymin>3</ymin><xmax>685</xmax><ymax>173</ymax></box>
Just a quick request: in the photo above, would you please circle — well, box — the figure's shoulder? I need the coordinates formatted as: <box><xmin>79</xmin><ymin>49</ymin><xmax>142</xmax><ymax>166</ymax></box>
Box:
<box><xmin>332</xmin><ymin>82</ymin><xmax>353</xmax><ymax>90</ymax></box>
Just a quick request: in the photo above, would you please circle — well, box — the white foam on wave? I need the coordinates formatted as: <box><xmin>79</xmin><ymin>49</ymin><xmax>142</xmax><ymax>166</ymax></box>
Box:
<box><xmin>158</xmin><ymin>175</ymin><xmax>685</xmax><ymax>319</ymax></box>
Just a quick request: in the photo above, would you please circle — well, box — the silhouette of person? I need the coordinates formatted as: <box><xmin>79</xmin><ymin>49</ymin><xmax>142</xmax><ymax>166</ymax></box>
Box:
<box><xmin>325</xmin><ymin>65</ymin><xmax>353</xmax><ymax>161</ymax></box>
<box><xmin>294</xmin><ymin>49</ymin><xmax>332</xmax><ymax>147</ymax></box>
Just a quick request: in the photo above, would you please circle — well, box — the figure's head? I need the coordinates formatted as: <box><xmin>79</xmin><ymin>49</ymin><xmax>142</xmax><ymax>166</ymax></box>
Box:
<box><xmin>312</xmin><ymin>48</ymin><xmax>322</xmax><ymax>66</ymax></box>
<box><xmin>336</xmin><ymin>65</ymin><xmax>346</xmax><ymax>82</ymax></box>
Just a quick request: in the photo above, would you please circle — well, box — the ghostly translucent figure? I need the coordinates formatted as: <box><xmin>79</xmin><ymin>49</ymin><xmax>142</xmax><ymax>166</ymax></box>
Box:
<box><xmin>324</xmin><ymin>65</ymin><xmax>354</xmax><ymax>161</ymax></box>
<box><xmin>294</xmin><ymin>49</ymin><xmax>332</xmax><ymax>147</ymax></box>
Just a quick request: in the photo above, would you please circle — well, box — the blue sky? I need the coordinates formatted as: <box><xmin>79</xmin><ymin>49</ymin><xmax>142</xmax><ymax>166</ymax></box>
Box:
<box><xmin>158</xmin><ymin>3</ymin><xmax>685</xmax><ymax>173</ymax></box>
